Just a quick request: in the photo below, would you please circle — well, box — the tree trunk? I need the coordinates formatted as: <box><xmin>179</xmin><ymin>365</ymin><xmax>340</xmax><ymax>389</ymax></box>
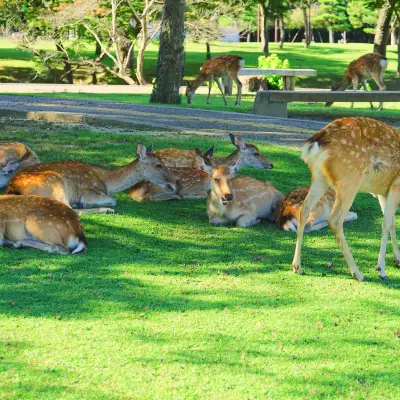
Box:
<box><xmin>374</xmin><ymin>3</ymin><xmax>393</xmax><ymax>56</ymax></box>
<box><xmin>328</xmin><ymin>28</ymin><xmax>334</xmax><ymax>44</ymax></box>
<box><xmin>136</xmin><ymin>16</ymin><xmax>148</xmax><ymax>85</ymax></box>
<box><xmin>247</xmin><ymin>21</ymin><xmax>252</xmax><ymax>42</ymax></box>
<box><xmin>150</xmin><ymin>0</ymin><xmax>186</xmax><ymax>104</ymax></box>
<box><xmin>260</xmin><ymin>4</ymin><xmax>269</xmax><ymax>57</ymax></box>
<box><xmin>302</xmin><ymin>7</ymin><xmax>310</xmax><ymax>47</ymax></box>
<box><xmin>279</xmin><ymin>18</ymin><xmax>285</xmax><ymax>50</ymax></box>
<box><xmin>206</xmin><ymin>41</ymin><xmax>211</xmax><ymax>60</ymax></box>
<box><xmin>55</xmin><ymin>41</ymin><xmax>73</xmax><ymax>84</ymax></box>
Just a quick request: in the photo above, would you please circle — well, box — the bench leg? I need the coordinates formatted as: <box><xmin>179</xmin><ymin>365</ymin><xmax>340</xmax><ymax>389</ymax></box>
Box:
<box><xmin>283</xmin><ymin>76</ymin><xmax>295</xmax><ymax>91</ymax></box>
<box><xmin>252</xmin><ymin>91</ymin><xmax>288</xmax><ymax>118</ymax></box>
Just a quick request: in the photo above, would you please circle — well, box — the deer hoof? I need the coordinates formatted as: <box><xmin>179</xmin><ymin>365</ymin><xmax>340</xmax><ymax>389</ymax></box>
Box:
<box><xmin>379</xmin><ymin>275</ymin><xmax>389</xmax><ymax>281</ymax></box>
<box><xmin>353</xmin><ymin>273</ymin><xmax>366</xmax><ymax>282</ymax></box>
<box><xmin>292</xmin><ymin>264</ymin><xmax>304</xmax><ymax>275</ymax></box>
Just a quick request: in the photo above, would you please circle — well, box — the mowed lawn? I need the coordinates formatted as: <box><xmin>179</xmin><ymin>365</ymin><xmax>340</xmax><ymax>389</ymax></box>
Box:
<box><xmin>0</xmin><ymin>124</ymin><xmax>399</xmax><ymax>399</ymax></box>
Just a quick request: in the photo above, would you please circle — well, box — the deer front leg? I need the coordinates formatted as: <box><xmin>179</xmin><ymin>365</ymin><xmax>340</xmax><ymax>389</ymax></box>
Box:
<box><xmin>350</xmin><ymin>79</ymin><xmax>359</xmax><ymax>109</ymax></box>
<box><xmin>215</xmin><ymin>78</ymin><xmax>228</xmax><ymax>106</ymax></box>
<box><xmin>236</xmin><ymin>213</ymin><xmax>260</xmax><ymax>227</ymax></box>
<box><xmin>206</xmin><ymin>76</ymin><xmax>214</xmax><ymax>104</ymax></box>
<box><xmin>371</xmin><ymin>72</ymin><xmax>386</xmax><ymax>111</ymax></box>
<box><xmin>231</xmin><ymin>75</ymin><xmax>243</xmax><ymax>106</ymax></box>
<box><xmin>13</xmin><ymin>239</ymin><xmax>70</xmax><ymax>254</ymax></box>
<box><xmin>75</xmin><ymin>193</ymin><xmax>117</xmax><ymax>215</ymax></box>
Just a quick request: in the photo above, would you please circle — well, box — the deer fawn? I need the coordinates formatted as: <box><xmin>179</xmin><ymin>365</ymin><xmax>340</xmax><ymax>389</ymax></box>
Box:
<box><xmin>185</xmin><ymin>54</ymin><xmax>244</xmax><ymax>106</ymax></box>
<box><xmin>326</xmin><ymin>53</ymin><xmax>388</xmax><ymax>111</ymax></box>
<box><xmin>292</xmin><ymin>117</ymin><xmax>400</xmax><ymax>281</ymax></box>
<box><xmin>207</xmin><ymin>164</ymin><xmax>283</xmax><ymax>227</ymax></box>
<box><xmin>6</xmin><ymin>143</ymin><xmax>178</xmax><ymax>215</ymax></box>
<box><xmin>0</xmin><ymin>195</ymin><xmax>87</xmax><ymax>254</ymax></box>
<box><xmin>276</xmin><ymin>187</ymin><xmax>357</xmax><ymax>232</ymax></box>
<box><xmin>129</xmin><ymin>134</ymin><xmax>274</xmax><ymax>201</ymax></box>
<box><xmin>0</xmin><ymin>142</ymin><xmax>40</xmax><ymax>188</ymax></box>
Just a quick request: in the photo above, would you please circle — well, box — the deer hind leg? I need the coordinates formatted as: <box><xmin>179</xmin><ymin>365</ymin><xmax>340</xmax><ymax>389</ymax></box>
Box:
<box><xmin>371</xmin><ymin>71</ymin><xmax>386</xmax><ymax>111</ymax></box>
<box><xmin>214</xmin><ymin>78</ymin><xmax>228</xmax><ymax>106</ymax></box>
<box><xmin>361</xmin><ymin>80</ymin><xmax>374</xmax><ymax>110</ymax></box>
<box><xmin>350</xmin><ymin>78</ymin><xmax>359</xmax><ymax>109</ymax></box>
<box><xmin>229</xmin><ymin>74</ymin><xmax>243</xmax><ymax>105</ymax></box>
<box><xmin>206</xmin><ymin>76</ymin><xmax>214</xmax><ymax>104</ymax></box>
<box><xmin>292</xmin><ymin>176</ymin><xmax>329</xmax><ymax>275</ymax></box>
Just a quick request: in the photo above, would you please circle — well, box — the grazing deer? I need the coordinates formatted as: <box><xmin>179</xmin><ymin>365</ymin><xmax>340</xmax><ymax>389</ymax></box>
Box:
<box><xmin>6</xmin><ymin>143</ymin><xmax>178</xmax><ymax>214</ymax></box>
<box><xmin>129</xmin><ymin>135</ymin><xmax>274</xmax><ymax>201</ymax></box>
<box><xmin>0</xmin><ymin>142</ymin><xmax>40</xmax><ymax>188</ymax></box>
<box><xmin>0</xmin><ymin>195</ymin><xmax>87</xmax><ymax>254</ymax></box>
<box><xmin>326</xmin><ymin>53</ymin><xmax>388</xmax><ymax>111</ymax></box>
<box><xmin>207</xmin><ymin>165</ymin><xmax>283</xmax><ymax>227</ymax></box>
<box><xmin>292</xmin><ymin>117</ymin><xmax>400</xmax><ymax>281</ymax></box>
<box><xmin>185</xmin><ymin>54</ymin><xmax>244</xmax><ymax>106</ymax></box>
<box><xmin>276</xmin><ymin>187</ymin><xmax>357</xmax><ymax>232</ymax></box>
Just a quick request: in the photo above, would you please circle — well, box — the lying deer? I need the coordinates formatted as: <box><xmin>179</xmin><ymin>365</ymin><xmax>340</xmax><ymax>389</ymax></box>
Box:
<box><xmin>0</xmin><ymin>142</ymin><xmax>40</xmax><ymax>188</ymax></box>
<box><xmin>129</xmin><ymin>134</ymin><xmax>274</xmax><ymax>201</ymax></box>
<box><xmin>276</xmin><ymin>187</ymin><xmax>357</xmax><ymax>232</ymax></box>
<box><xmin>185</xmin><ymin>54</ymin><xmax>244</xmax><ymax>106</ymax></box>
<box><xmin>292</xmin><ymin>117</ymin><xmax>400</xmax><ymax>281</ymax></box>
<box><xmin>6</xmin><ymin>143</ymin><xmax>178</xmax><ymax>214</ymax></box>
<box><xmin>326</xmin><ymin>53</ymin><xmax>388</xmax><ymax>111</ymax></box>
<box><xmin>0</xmin><ymin>195</ymin><xmax>87</xmax><ymax>254</ymax></box>
<box><xmin>207</xmin><ymin>164</ymin><xmax>283</xmax><ymax>227</ymax></box>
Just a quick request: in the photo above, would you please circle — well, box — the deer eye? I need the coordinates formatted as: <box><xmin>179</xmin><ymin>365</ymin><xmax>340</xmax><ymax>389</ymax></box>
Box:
<box><xmin>213</xmin><ymin>178</ymin><xmax>220</xmax><ymax>182</ymax></box>
<box><xmin>254</xmin><ymin>152</ymin><xmax>260</xmax><ymax>156</ymax></box>
<box><xmin>156</xmin><ymin>164</ymin><xmax>163</xmax><ymax>169</ymax></box>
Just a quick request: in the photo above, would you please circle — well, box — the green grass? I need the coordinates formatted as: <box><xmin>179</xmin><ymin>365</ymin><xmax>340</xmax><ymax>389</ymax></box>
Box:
<box><xmin>0</xmin><ymin>123</ymin><xmax>399</xmax><ymax>399</ymax></box>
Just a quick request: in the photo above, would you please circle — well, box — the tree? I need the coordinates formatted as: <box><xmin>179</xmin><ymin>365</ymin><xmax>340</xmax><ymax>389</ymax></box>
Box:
<box><xmin>312</xmin><ymin>0</ymin><xmax>350</xmax><ymax>44</ymax></box>
<box><xmin>347</xmin><ymin>0</ymin><xmax>378</xmax><ymax>35</ymax></box>
<box><xmin>150</xmin><ymin>0</ymin><xmax>186</xmax><ymax>104</ymax></box>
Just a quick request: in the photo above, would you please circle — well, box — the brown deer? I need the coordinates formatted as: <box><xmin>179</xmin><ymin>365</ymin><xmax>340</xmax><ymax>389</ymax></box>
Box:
<box><xmin>292</xmin><ymin>117</ymin><xmax>400</xmax><ymax>281</ymax></box>
<box><xmin>326</xmin><ymin>53</ymin><xmax>388</xmax><ymax>111</ymax></box>
<box><xmin>5</xmin><ymin>143</ymin><xmax>178</xmax><ymax>215</ymax></box>
<box><xmin>0</xmin><ymin>142</ymin><xmax>40</xmax><ymax>188</ymax></box>
<box><xmin>0</xmin><ymin>195</ymin><xmax>87</xmax><ymax>254</ymax></box>
<box><xmin>207</xmin><ymin>165</ymin><xmax>283</xmax><ymax>227</ymax></box>
<box><xmin>276</xmin><ymin>187</ymin><xmax>357</xmax><ymax>232</ymax></box>
<box><xmin>185</xmin><ymin>54</ymin><xmax>244</xmax><ymax>106</ymax></box>
<box><xmin>129</xmin><ymin>135</ymin><xmax>274</xmax><ymax>202</ymax></box>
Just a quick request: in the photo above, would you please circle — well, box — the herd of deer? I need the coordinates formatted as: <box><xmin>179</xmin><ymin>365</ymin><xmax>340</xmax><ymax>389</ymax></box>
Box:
<box><xmin>1</xmin><ymin>115</ymin><xmax>399</xmax><ymax>281</ymax></box>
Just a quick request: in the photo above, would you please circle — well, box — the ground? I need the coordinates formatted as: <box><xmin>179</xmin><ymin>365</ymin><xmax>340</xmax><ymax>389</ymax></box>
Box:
<box><xmin>0</xmin><ymin>120</ymin><xmax>399</xmax><ymax>399</ymax></box>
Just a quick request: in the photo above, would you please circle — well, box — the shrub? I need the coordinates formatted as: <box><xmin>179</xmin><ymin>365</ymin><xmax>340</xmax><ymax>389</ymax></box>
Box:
<box><xmin>258</xmin><ymin>54</ymin><xmax>291</xmax><ymax>90</ymax></box>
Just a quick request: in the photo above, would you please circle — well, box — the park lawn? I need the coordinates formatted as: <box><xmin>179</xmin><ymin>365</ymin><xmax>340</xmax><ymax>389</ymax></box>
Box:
<box><xmin>0</xmin><ymin>123</ymin><xmax>399</xmax><ymax>399</ymax></box>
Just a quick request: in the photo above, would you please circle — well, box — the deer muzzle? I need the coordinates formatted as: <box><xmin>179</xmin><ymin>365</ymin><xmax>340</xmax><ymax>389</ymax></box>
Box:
<box><xmin>221</xmin><ymin>193</ymin><xmax>233</xmax><ymax>205</ymax></box>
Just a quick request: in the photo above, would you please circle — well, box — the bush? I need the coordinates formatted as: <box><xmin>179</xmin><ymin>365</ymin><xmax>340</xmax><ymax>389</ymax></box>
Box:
<box><xmin>258</xmin><ymin>54</ymin><xmax>291</xmax><ymax>90</ymax></box>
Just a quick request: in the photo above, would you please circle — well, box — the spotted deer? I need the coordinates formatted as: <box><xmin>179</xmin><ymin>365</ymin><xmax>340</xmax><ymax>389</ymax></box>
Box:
<box><xmin>207</xmin><ymin>165</ymin><xmax>283</xmax><ymax>227</ymax></box>
<box><xmin>292</xmin><ymin>117</ymin><xmax>400</xmax><ymax>281</ymax></box>
<box><xmin>0</xmin><ymin>142</ymin><xmax>40</xmax><ymax>188</ymax></box>
<box><xmin>6</xmin><ymin>143</ymin><xmax>178</xmax><ymax>215</ymax></box>
<box><xmin>129</xmin><ymin>135</ymin><xmax>274</xmax><ymax>201</ymax></box>
<box><xmin>276</xmin><ymin>187</ymin><xmax>357</xmax><ymax>232</ymax></box>
<box><xmin>326</xmin><ymin>53</ymin><xmax>388</xmax><ymax>111</ymax></box>
<box><xmin>0</xmin><ymin>195</ymin><xmax>87</xmax><ymax>254</ymax></box>
<box><xmin>185</xmin><ymin>54</ymin><xmax>244</xmax><ymax>106</ymax></box>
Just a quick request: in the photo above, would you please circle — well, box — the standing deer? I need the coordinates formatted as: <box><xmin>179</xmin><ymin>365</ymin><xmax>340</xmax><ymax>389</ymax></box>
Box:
<box><xmin>326</xmin><ymin>53</ymin><xmax>388</xmax><ymax>111</ymax></box>
<box><xmin>292</xmin><ymin>117</ymin><xmax>400</xmax><ymax>281</ymax></box>
<box><xmin>5</xmin><ymin>143</ymin><xmax>178</xmax><ymax>214</ymax></box>
<box><xmin>185</xmin><ymin>54</ymin><xmax>244</xmax><ymax>106</ymax></box>
<box><xmin>207</xmin><ymin>164</ymin><xmax>283</xmax><ymax>227</ymax></box>
<box><xmin>0</xmin><ymin>195</ymin><xmax>87</xmax><ymax>254</ymax></box>
<box><xmin>129</xmin><ymin>134</ymin><xmax>274</xmax><ymax>201</ymax></box>
<box><xmin>276</xmin><ymin>187</ymin><xmax>357</xmax><ymax>232</ymax></box>
<box><xmin>0</xmin><ymin>142</ymin><xmax>40</xmax><ymax>188</ymax></box>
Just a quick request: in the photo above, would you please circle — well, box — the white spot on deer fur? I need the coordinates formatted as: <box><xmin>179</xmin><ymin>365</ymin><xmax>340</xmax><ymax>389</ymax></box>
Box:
<box><xmin>341</xmin><ymin>139</ymin><xmax>348</xmax><ymax>145</ymax></box>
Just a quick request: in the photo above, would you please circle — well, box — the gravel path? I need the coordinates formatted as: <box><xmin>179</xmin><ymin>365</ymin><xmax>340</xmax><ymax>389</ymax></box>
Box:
<box><xmin>0</xmin><ymin>94</ymin><xmax>328</xmax><ymax>148</ymax></box>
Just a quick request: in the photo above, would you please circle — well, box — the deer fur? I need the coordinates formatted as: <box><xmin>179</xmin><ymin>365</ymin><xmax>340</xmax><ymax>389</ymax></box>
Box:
<box><xmin>326</xmin><ymin>53</ymin><xmax>388</xmax><ymax>111</ymax></box>
<box><xmin>129</xmin><ymin>134</ymin><xmax>274</xmax><ymax>202</ymax></box>
<box><xmin>276</xmin><ymin>186</ymin><xmax>357</xmax><ymax>232</ymax></box>
<box><xmin>0</xmin><ymin>142</ymin><xmax>40</xmax><ymax>188</ymax></box>
<box><xmin>185</xmin><ymin>54</ymin><xmax>244</xmax><ymax>106</ymax></box>
<box><xmin>292</xmin><ymin>117</ymin><xmax>400</xmax><ymax>281</ymax></box>
<box><xmin>6</xmin><ymin>143</ymin><xmax>178</xmax><ymax>215</ymax></box>
<box><xmin>207</xmin><ymin>165</ymin><xmax>283</xmax><ymax>227</ymax></box>
<box><xmin>0</xmin><ymin>195</ymin><xmax>87</xmax><ymax>254</ymax></box>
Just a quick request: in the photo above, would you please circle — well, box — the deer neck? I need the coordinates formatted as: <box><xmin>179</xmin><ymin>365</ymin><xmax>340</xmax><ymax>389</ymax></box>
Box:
<box><xmin>212</xmin><ymin>150</ymin><xmax>242</xmax><ymax>168</ymax></box>
<box><xmin>93</xmin><ymin>160</ymin><xmax>141</xmax><ymax>194</ymax></box>
<box><xmin>192</xmin><ymin>73</ymin><xmax>208</xmax><ymax>91</ymax></box>
<box><xmin>337</xmin><ymin>75</ymin><xmax>352</xmax><ymax>91</ymax></box>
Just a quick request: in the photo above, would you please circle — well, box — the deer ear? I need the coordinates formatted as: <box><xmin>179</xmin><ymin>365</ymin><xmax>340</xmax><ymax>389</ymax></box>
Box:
<box><xmin>136</xmin><ymin>142</ymin><xmax>147</xmax><ymax>160</ymax></box>
<box><xmin>194</xmin><ymin>148</ymin><xmax>202</xmax><ymax>157</ymax></box>
<box><xmin>233</xmin><ymin>135</ymin><xmax>246</xmax><ymax>150</ymax></box>
<box><xmin>146</xmin><ymin>145</ymin><xmax>154</xmax><ymax>153</ymax></box>
<box><xmin>203</xmin><ymin>145</ymin><xmax>214</xmax><ymax>158</ymax></box>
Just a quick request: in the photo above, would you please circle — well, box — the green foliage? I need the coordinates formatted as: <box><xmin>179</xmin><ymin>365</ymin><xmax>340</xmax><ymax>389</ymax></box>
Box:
<box><xmin>347</xmin><ymin>0</ymin><xmax>378</xmax><ymax>34</ymax></box>
<box><xmin>312</xmin><ymin>0</ymin><xmax>351</xmax><ymax>32</ymax></box>
<box><xmin>258</xmin><ymin>53</ymin><xmax>291</xmax><ymax>90</ymax></box>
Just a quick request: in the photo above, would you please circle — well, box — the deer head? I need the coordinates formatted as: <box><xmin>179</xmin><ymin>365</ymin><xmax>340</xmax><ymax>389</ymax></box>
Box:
<box><xmin>229</xmin><ymin>134</ymin><xmax>274</xmax><ymax>170</ymax></box>
<box><xmin>325</xmin><ymin>83</ymin><xmax>340</xmax><ymax>107</ymax></box>
<box><xmin>194</xmin><ymin>146</ymin><xmax>214</xmax><ymax>174</ymax></box>
<box><xmin>185</xmin><ymin>82</ymin><xmax>195</xmax><ymax>104</ymax></box>
<box><xmin>210</xmin><ymin>161</ymin><xmax>238</xmax><ymax>205</ymax></box>
<box><xmin>135</xmin><ymin>143</ymin><xmax>178</xmax><ymax>193</ymax></box>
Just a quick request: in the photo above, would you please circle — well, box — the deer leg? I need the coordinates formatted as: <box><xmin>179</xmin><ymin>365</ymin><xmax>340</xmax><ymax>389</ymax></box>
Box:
<box><xmin>361</xmin><ymin>80</ymin><xmax>374</xmax><ymax>110</ymax></box>
<box><xmin>230</xmin><ymin>75</ymin><xmax>243</xmax><ymax>106</ymax></box>
<box><xmin>371</xmin><ymin>72</ymin><xmax>386</xmax><ymax>111</ymax></box>
<box><xmin>215</xmin><ymin>78</ymin><xmax>228</xmax><ymax>106</ymax></box>
<box><xmin>236</xmin><ymin>213</ymin><xmax>260</xmax><ymax>228</ymax></box>
<box><xmin>206</xmin><ymin>76</ymin><xmax>214</xmax><ymax>104</ymax></box>
<box><xmin>350</xmin><ymin>79</ymin><xmax>359</xmax><ymax>109</ymax></box>
<box><xmin>179</xmin><ymin>190</ymin><xmax>208</xmax><ymax>200</ymax></box>
<box><xmin>12</xmin><ymin>239</ymin><xmax>69</xmax><ymax>254</ymax></box>
<box><xmin>75</xmin><ymin>193</ymin><xmax>117</xmax><ymax>215</ymax></box>
<box><xmin>292</xmin><ymin>176</ymin><xmax>329</xmax><ymax>275</ymax></box>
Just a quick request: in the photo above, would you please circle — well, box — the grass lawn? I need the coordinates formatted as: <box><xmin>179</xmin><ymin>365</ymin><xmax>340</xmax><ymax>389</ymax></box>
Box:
<box><xmin>0</xmin><ymin>122</ymin><xmax>399</xmax><ymax>399</ymax></box>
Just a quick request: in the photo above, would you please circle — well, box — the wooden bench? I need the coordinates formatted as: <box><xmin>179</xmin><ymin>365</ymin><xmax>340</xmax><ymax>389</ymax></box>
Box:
<box><xmin>252</xmin><ymin>90</ymin><xmax>400</xmax><ymax>118</ymax></box>
<box><xmin>225</xmin><ymin>68</ymin><xmax>317</xmax><ymax>94</ymax></box>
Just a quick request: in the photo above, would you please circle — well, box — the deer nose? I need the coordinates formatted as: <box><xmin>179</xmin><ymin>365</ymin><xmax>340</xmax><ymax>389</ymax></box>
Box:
<box><xmin>224</xmin><ymin>193</ymin><xmax>233</xmax><ymax>201</ymax></box>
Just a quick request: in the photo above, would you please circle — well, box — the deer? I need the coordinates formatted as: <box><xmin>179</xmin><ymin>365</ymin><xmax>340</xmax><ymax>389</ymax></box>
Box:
<box><xmin>207</xmin><ymin>164</ymin><xmax>283</xmax><ymax>228</ymax></box>
<box><xmin>326</xmin><ymin>53</ymin><xmax>388</xmax><ymax>111</ymax></box>
<box><xmin>129</xmin><ymin>134</ymin><xmax>274</xmax><ymax>202</ymax></box>
<box><xmin>0</xmin><ymin>142</ymin><xmax>40</xmax><ymax>188</ymax></box>
<box><xmin>5</xmin><ymin>143</ymin><xmax>178</xmax><ymax>215</ymax></box>
<box><xmin>291</xmin><ymin>117</ymin><xmax>400</xmax><ymax>281</ymax></box>
<box><xmin>185</xmin><ymin>54</ymin><xmax>244</xmax><ymax>106</ymax></box>
<box><xmin>0</xmin><ymin>195</ymin><xmax>87</xmax><ymax>254</ymax></box>
<box><xmin>276</xmin><ymin>187</ymin><xmax>358</xmax><ymax>232</ymax></box>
